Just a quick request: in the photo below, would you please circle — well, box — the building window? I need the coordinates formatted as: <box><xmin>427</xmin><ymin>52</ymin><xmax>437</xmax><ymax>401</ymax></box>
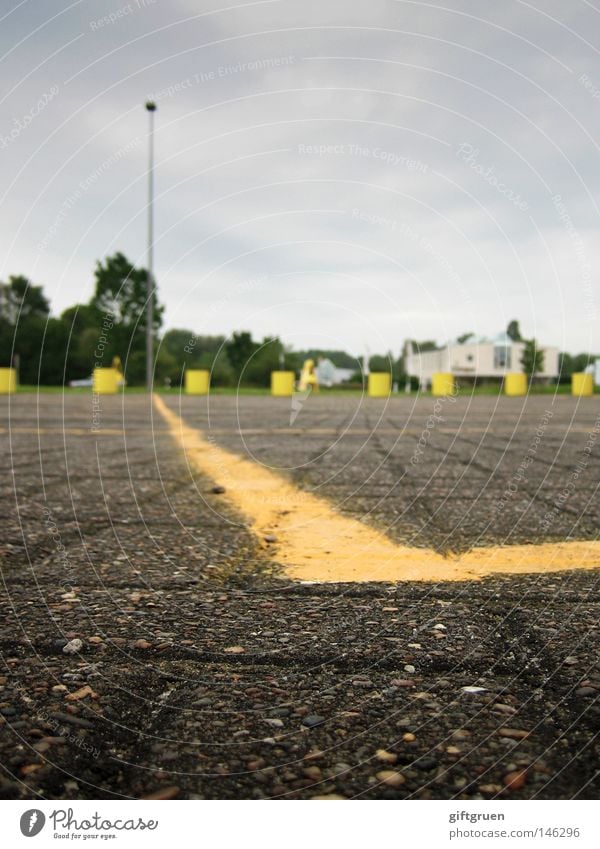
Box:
<box><xmin>494</xmin><ymin>346</ymin><xmax>511</xmax><ymax>369</ymax></box>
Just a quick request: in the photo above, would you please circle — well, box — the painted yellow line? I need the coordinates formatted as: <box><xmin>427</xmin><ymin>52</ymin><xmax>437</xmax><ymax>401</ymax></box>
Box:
<box><xmin>154</xmin><ymin>395</ymin><xmax>600</xmax><ymax>583</ymax></box>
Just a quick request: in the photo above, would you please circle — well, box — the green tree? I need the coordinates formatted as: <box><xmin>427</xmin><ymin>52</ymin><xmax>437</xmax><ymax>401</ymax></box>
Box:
<box><xmin>225</xmin><ymin>331</ymin><xmax>259</xmax><ymax>381</ymax></box>
<box><xmin>37</xmin><ymin>318</ymin><xmax>71</xmax><ymax>385</ymax></box>
<box><xmin>507</xmin><ymin>320</ymin><xmax>522</xmax><ymax>342</ymax></box>
<box><xmin>89</xmin><ymin>253</ymin><xmax>163</xmax><ymax>384</ymax></box>
<box><xmin>0</xmin><ymin>276</ymin><xmax>53</xmax><ymax>380</ymax></box>
<box><xmin>0</xmin><ymin>275</ymin><xmax>50</xmax><ymax>324</ymax></box>
<box><xmin>60</xmin><ymin>303</ymin><xmax>103</xmax><ymax>380</ymax></box>
<box><xmin>90</xmin><ymin>253</ymin><xmax>161</xmax><ymax>328</ymax></box>
<box><xmin>200</xmin><ymin>350</ymin><xmax>235</xmax><ymax>387</ymax></box>
<box><xmin>520</xmin><ymin>338</ymin><xmax>544</xmax><ymax>380</ymax></box>
<box><xmin>61</xmin><ymin>303</ymin><xmax>102</xmax><ymax>334</ymax></box>
<box><xmin>0</xmin><ymin>302</ymin><xmax>15</xmax><ymax>366</ymax></box>
<box><xmin>410</xmin><ymin>339</ymin><xmax>438</xmax><ymax>353</ymax></box>
<box><xmin>9</xmin><ymin>315</ymin><xmax>71</xmax><ymax>385</ymax></box>
<box><xmin>153</xmin><ymin>345</ymin><xmax>178</xmax><ymax>386</ymax></box>
<box><xmin>294</xmin><ymin>349</ymin><xmax>357</xmax><ymax>369</ymax></box>
<box><xmin>160</xmin><ymin>330</ymin><xmax>238</xmax><ymax>386</ymax></box>
<box><xmin>369</xmin><ymin>352</ymin><xmax>394</xmax><ymax>373</ymax></box>
<box><xmin>558</xmin><ymin>352</ymin><xmax>594</xmax><ymax>383</ymax></box>
<box><xmin>242</xmin><ymin>337</ymin><xmax>285</xmax><ymax>387</ymax></box>
<box><xmin>457</xmin><ymin>332</ymin><xmax>474</xmax><ymax>344</ymax></box>
<box><xmin>10</xmin><ymin>315</ymin><xmax>45</xmax><ymax>383</ymax></box>
<box><xmin>162</xmin><ymin>330</ymin><xmax>227</xmax><ymax>374</ymax></box>
<box><xmin>162</xmin><ymin>330</ymin><xmax>227</xmax><ymax>360</ymax></box>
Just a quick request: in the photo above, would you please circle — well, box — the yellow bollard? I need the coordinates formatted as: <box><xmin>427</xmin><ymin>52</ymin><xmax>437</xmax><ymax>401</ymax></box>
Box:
<box><xmin>92</xmin><ymin>368</ymin><xmax>119</xmax><ymax>394</ymax></box>
<box><xmin>271</xmin><ymin>371</ymin><xmax>295</xmax><ymax>397</ymax></box>
<box><xmin>368</xmin><ymin>372</ymin><xmax>391</xmax><ymax>398</ymax></box>
<box><xmin>431</xmin><ymin>372</ymin><xmax>455</xmax><ymax>396</ymax></box>
<box><xmin>572</xmin><ymin>372</ymin><xmax>593</xmax><ymax>396</ymax></box>
<box><xmin>0</xmin><ymin>367</ymin><xmax>17</xmax><ymax>394</ymax></box>
<box><xmin>504</xmin><ymin>372</ymin><xmax>528</xmax><ymax>396</ymax></box>
<box><xmin>185</xmin><ymin>369</ymin><xmax>210</xmax><ymax>395</ymax></box>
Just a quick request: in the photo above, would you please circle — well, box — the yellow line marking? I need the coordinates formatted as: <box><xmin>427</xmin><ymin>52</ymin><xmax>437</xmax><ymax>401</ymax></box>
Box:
<box><xmin>154</xmin><ymin>395</ymin><xmax>600</xmax><ymax>583</ymax></box>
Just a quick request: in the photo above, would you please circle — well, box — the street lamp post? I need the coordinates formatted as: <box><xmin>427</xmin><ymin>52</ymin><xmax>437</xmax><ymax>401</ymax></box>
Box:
<box><xmin>145</xmin><ymin>100</ymin><xmax>156</xmax><ymax>393</ymax></box>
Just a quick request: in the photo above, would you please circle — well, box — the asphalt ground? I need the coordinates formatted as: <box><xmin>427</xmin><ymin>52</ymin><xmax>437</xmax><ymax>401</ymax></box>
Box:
<box><xmin>0</xmin><ymin>392</ymin><xmax>598</xmax><ymax>800</ymax></box>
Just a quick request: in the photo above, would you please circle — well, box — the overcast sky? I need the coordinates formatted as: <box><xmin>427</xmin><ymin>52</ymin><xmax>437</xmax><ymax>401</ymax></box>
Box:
<box><xmin>2</xmin><ymin>0</ymin><xmax>599</xmax><ymax>355</ymax></box>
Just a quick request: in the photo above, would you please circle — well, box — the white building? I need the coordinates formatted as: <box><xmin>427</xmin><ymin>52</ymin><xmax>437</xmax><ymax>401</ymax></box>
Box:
<box><xmin>405</xmin><ymin>333</ymin><xmax>559</xmax><ymax>388</ymax></box>
<box><xmin>316</xmin><ymin>358</ymin><xmax>355</xmax><ymax>386</ymax></box>
<box><xmin>585</xmin><ymin>358</ymin><xmax>600</xmax><ymax>386</ymax></box>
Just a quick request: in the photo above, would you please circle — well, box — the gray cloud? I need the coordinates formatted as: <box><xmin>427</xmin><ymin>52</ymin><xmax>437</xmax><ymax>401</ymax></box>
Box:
<box><xmin>1</xmin><ymin>0</ymin><xmax>599</xmax><ymax>354</ymax></box>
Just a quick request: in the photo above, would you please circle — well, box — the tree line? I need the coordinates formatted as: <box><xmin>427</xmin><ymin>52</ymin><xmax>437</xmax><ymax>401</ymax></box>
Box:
<box><xmin>0</xmin><ymin>253</ymin><xmax>595</xmax><ymax>386</ymax></box>
<box><xmin>0</xmin><ymin>253</ymin><xmax>361</xmax><ymax>387</ymax></box>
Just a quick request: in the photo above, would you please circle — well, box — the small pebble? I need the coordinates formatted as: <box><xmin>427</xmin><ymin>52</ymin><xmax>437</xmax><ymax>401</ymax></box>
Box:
<box><xmin>65</xmin><ymin>685</ymin><xmax>95</xmax><ymax>702</ymax></box>
<box><xmin>142</xmin><ymin>786</ymin><xmax>180</xmax><ymax>800</ymax></box>
<box><xmin>376</xmin><ymin>749</ymin><xmax>398</xmax><ymax>764</ymax></box>
<box><xmin>479</xmin><ymin>783</ymin><xmax>503</xmax><ymax>794</ymax></box>
<box><xmin>414</xmin><ymin>756</ymin><xmax>437</xmax><ymax>770</ymax></box>
<box><xmin>376</xmin><ymin>770</ymin><xmax>405</xmax><ymax>787</ymax></box>
<box><xmin>302</xmin><ymin>715</ymin><xmax>326</xmax><ymax>728</ymax></box>
<box><xmin>452</xmin><ymin>729</ymin><xmax>471</xmax><ymax>740</ymax></box>
<box><xmin>302</xmin><ymin>766</ymin><xmax>322</xmax><ymax>780</ymax></box>
<box><xmin>497</xmin><ymin>728</ymin><xmax>529</xmax><ymax>740</ymax></box>
<box><xmin>311</xmin><ymin>794</ymin><xmax>345</xmax><ymax>800</ymax></box>
<box><xmin>503</xmin><ymin>769</ymin><xmax>528</xmax><ymax>791</ymax></box>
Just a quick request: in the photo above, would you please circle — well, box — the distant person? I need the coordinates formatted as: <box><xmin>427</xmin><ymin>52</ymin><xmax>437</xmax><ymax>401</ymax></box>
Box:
<box><xmin>298</xmin><ymin>359</ymin><xmax>319</xmax><ymax>392</ymax></box>
<box><xmin>112</xmin><ymin>356</ymin><xmax>126</xmax><ymax>387</ymax></box>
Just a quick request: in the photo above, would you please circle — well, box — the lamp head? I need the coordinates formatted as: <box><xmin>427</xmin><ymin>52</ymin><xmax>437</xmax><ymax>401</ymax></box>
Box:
<box><xmin>145</xmin><ymin>101</ymin><xmax>157</xmax><ymax>112</ymax></box>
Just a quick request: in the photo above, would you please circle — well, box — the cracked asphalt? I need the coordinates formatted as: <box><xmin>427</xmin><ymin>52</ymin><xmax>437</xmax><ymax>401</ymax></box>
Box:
<box><xmin>0</xmin><ymin>393</ymin><xmax>598</xmax><ymax>799</ymax></box>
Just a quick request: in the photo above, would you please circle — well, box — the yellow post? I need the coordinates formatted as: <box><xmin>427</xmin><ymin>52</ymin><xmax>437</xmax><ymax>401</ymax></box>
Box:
<box><xmin>92</xmin><ymin>368</ymin><xmax>119</xmax><ymax>394</ymax></box>
<box><xmin>185</xmin><ymin>369</ymin><xmax>210</xmax><ymax>395</ymax></box>
<box><xmin>572</xmin><ymin>372</ymin><xmax>593</xmax><ymax>396</ymax></box>
<box><xmin>368</xmin><ymin>372</ymin><xmax>391</xmax><ymax>397</ymax></box>
<box><xmin>0</xmin><ymin>367</ymin><xmax>17</xmax><ymax>394</ymax></box>
<box><xmin>432</xmin><ymin>372</ymin><xmax>455</xmax><ymax>396</ymax></box>
<box><xmin>271</xmin><ymin>371</ymin><xmax>295</xmax><ymax>397</ymax></box>
<box><xmin>504</xmin><ymin>372</ymin><xmax>528</xmax><ymax>396</ymax></box>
